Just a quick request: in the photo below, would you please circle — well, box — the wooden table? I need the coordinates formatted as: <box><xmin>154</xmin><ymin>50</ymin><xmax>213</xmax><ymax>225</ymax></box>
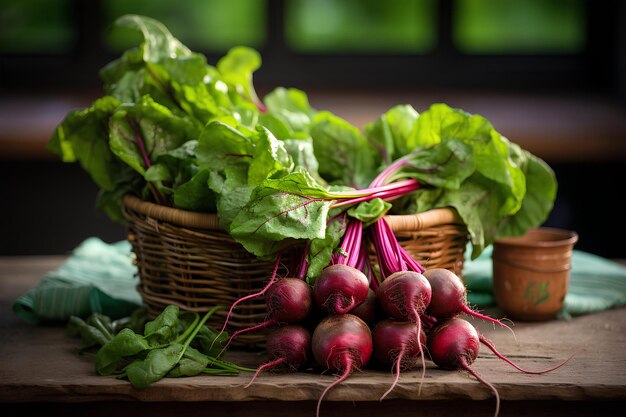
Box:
<box><xmin>1</xmin><ymin>256</ymin><xmax>624</xmax><ymax>417</ymax></box>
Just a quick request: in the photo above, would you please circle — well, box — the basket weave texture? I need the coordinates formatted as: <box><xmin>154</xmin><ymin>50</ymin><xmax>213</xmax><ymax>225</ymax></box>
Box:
<box><xmin>122</xmin><ymin>195</ymin><xmax>468</xmax><ymax>349</ymax></box>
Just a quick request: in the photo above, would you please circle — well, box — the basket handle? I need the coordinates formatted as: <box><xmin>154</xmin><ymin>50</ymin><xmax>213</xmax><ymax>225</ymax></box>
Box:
<box><xmin>122</xmin><ymin>194</ymin><xmax>221</xmax><ymax>230</ymax></box>
<box><xmin>384</xmin><ymin>208</ymin><xmax>462</xmax><ymax>232</ymax></box>
<box><xmin>124</xmin><ymin>194</ymin><xmax>462</xmax><ymax>232</ymax></box>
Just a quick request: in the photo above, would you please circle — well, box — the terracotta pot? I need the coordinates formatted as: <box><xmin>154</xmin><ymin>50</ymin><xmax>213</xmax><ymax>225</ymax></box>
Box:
<box><xmin>492</xmin><ymin>228</ymin><xmax>578</xmax><ymax>321</ymax></box>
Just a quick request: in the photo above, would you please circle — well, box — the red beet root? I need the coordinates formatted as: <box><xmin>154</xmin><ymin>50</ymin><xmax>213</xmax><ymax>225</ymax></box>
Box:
<box><xmin>313</xmin><ymin>264</ymin><xmax>370</xmax><ymax>315</ymax></box>
<box><xmin>311</xmin><ymin>314</ymin><xmax>373</xmax><ymax>417</ymax></box>
<box><xmin>372</xmin><ymin>319</ymin><xmax>427</xmax><ymax>400</ymax></box>
<box><xmin>245</xmin><ymin>325</ymin><xmax>312</xmax><ymax>388</ymax></box>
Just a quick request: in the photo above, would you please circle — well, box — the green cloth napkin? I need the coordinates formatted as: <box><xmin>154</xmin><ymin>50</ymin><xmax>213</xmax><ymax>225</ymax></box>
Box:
<box><xmin>464</xmin><ymin>245</ymin><xmax>626</xmax><ymax>317</ymax></box>
<box><xmin>13</xmin><ymin>237</ymin><xmax>142</xmax><ymax>324</ymax></box>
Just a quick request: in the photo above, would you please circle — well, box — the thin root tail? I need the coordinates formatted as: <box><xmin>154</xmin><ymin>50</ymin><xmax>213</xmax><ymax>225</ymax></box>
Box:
<box><xmin>460</xmin><ymin>358</ymin><xmax>500</xmax><ymax>417</ymax></box>
<box><xmin>244</xmin><ymin>357</ymin><xmax>285</xmax><ymax>389</ymax></box>
<box><xmin>479</xmin><ymin>335</ymin><xmax>575</xmax><ymax>374</ymax></box>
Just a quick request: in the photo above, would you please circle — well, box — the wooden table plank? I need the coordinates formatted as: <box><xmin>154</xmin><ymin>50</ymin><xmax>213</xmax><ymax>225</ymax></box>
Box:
<box><xmin>1</xmin><ymin>256</ymin><xmax>625</xmax><ymax>415</ymax></box>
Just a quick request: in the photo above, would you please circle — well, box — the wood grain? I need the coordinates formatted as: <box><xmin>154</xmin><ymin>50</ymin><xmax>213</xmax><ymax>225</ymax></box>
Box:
<box><xmin>1</xmin><ymin>256</ymin><xmax>625</xmax><ymax>416</ymax></box>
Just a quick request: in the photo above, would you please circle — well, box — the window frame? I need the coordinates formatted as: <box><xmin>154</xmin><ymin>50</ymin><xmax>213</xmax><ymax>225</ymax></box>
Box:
<box><xmin>0</xmin><ymin>0</ymin><xmax>620</xmax><ymax>96</ymax></box>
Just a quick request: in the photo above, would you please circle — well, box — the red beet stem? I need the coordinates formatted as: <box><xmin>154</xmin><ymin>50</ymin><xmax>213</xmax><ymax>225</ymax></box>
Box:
<box><xmin>211</xmin><ymin>255</ymin><xmax>282</xmax><ymax>353</ymax></box>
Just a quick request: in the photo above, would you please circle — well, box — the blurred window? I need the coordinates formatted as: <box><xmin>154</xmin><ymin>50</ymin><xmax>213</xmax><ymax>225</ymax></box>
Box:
<box><xmin>0</xmin><ymin>0</ymin><xmax>75</xmax><ymax>54</ymax></box>
<box><xmin>453</xmin><ymin>0</ymin><xmax>586</xmax><ymax>54</ymax></box>
<box><xmin>0</xmin><ymin>0</ymin><xmax>615</xmax><ymax>92</ymax></box>
<box><xmin>284</xmin><ymin>0</ymin><xmax>437</xmax><ymax>54</ymax></box>
<box><xmin>102</xmin><ymin>0</ymin><xmax>267</xmax><ymax>53</ymax></box>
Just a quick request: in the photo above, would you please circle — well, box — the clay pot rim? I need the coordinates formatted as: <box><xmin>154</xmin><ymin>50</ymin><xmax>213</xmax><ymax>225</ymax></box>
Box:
<box><xmin>494</xmin><ymin>227</ymin><xmax>578</xmax><ymax>248</ymax></box>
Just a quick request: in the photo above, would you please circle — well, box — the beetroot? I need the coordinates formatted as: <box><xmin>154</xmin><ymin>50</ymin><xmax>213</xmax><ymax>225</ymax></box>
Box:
<box><xmin>222</xmin><ymin>277</ymin><xmax>312</xmax><ymax>351</ymax></box>
<box><xmin>372</xmin><ymin>319</ymin><xmax>427</xmax><ymax>400</ymax></box>
<box><xmin>313</xmin><ymin>264</ymin><xmax>370</xmax><ymax>315</ymax></box>
<box><xmin>377</xmin><ymin>270</ymin><xmax>432</xmax><ymax>322</ymax></box>
<box><xmin>311</xmin><ymin>314</ymin><xmax>372</xmax><ymax>417</ymax></box>
<box><xmin>245</xmin><ymin>325</ymin><xmax>312</xmax><ymax>387</ymax></box>
<box><xmin>423</xmin><ymin>268</ymin><xmax>515</xmax><ymax>334</ymax></box>
<box><xmin>373</xmin><ymin>319</ymin><xmax>427</xmax><ymax>366</ymax></box>
<box><xmin>265</xmin><ymin>277</ymin><xmax>313</xmax><ymax>323</ymax></box>
<box><xmin>349</xmin><ymin>288</ymin><xmax>378</xmax><ymax>326</ymax></box>
<box><xmin>427</xmin><ymin>317</ymin><xmax>500</xmax><ymax>417</ymax></box>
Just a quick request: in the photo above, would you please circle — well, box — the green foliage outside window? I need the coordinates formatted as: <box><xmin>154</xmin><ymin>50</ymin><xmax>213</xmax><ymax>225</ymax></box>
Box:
<box><xmin>453</xmin><ymin>0</ymin><xmax>586</xmax><ymax>54</ymax></box>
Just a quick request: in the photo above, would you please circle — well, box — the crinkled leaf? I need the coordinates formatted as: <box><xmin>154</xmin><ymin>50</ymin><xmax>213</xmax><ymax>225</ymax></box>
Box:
<box><xmin>311</xmin><ymin>111</ymin><xmax>379</xmax><ymax>188</ymax></box>
<box><xmin>196</xmin><ymin>121</ymin><xmax>293</xmax><ymax>227</ymax></box>
<box><xmin>67</xmin><ymin>316</ymin><xmax>111</xmax><ymax>350</ymax></box>
<box><xmin>282</xmin><ymin>138</ymin><xmax>325</xmax><ymax>184</ymax></box>
<box><xmin>170</xmin><ymin>80</ymin><xmax>221</xmax><ymax>124</ymax></box>
<box><xmin>413</xmin><ymin>103</ymin><xmax>526</xmax><ymax>216</ymax></box>
<box><xmin>109</xmin><ymin>96</ymin><xmax>199</xmax><ymax>176</ymax></box>
<box><xmin>113</xmin><ymin>14</ymin><xmax>192</xmax><ymax>63</ymax></box>
<box><xmin>364</xmin><ymin>104</ymin><xmax>420</xmax><ymax>164</ymax></box>
<box><xmin>196</xmin><ymin>121</ymin><xmax>254</xmax><ymax>172</ymax></box>
<box><xmin>413</xmin><ymin>173</ymin><xmax>510</xmax><ymax>259</ymax></box>
<box><xmin>95</xmin><ymin>328</ymin><xmax>150</xmax><ymax>375</ymax></box>
<box><xmin>47</xmin><ymin>96</ymin><xmax>123</xmax><ymax>191</ymax></box>
<box><xmin>125</xmin><ymin>343</ymin><xmax>183</xmax><ymax>388</ymax></box>
<box><xmin>497</xmin><ymin>151</ymin><xmax>557</xmax><ymax>238</ymax></box>
<box><xmin>217</xmin><ymin>46</ymin><xmax>262</xmax><ymax>106</ymax></box>
<box><xmin>208</xmin><ymin>166</ymin><xmax>254</xmax><ymax>229</ymax></box>
<box><xmin>192</xmin><ymin>325</ymin><xmax>229</xmax><ymax>357</ymax></box>
<box><xmin>403</xmin><ymin>137</ymin><xmax>475</xmax><ymax>189</ymax></box>
<box><xmin>264</xmin><ymin>87</ymin><xmax>316</xmax><ymax>133</ymax></box>
<box><xmin>173</xmin><ymin>169</ymin><xmax>216</xmax><ymax>212</ymax></box>
<box><xmin>248</xmin><ymin>126</ymin><xmax>293</xmax><ymax>184</ymax></box>
<box><xmin>229</xmin><ymin>171</ymin><xmax>333</xmax><ymax>259</ymax></box>
<box><xmin>143</xmin><ymin>305</ymin><xmax>180</xmax><ymax>346</ymax></box>
<box><xmin>167</xmin><ymin>346</ymin><xmax>210</xmax><ymax>378</ymax></box>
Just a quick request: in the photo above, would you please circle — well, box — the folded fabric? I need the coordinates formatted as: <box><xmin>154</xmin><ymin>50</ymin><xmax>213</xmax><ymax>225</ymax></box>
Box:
<box><xmin>13</xmin><ymin>237</ymin><xmax>142</xmax><ymax>324</ymax></box>
<box><xmin>463</xmin><ymin>245</ymin><xmax>626</xmax><ymax>317</ymax></box>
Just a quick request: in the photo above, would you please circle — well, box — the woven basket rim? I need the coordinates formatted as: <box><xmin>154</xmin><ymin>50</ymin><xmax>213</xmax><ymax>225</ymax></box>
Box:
<box><xmin>122</xmin><ymin>194</ymin><xmax>464</xmax><ymax>232</ymax></box>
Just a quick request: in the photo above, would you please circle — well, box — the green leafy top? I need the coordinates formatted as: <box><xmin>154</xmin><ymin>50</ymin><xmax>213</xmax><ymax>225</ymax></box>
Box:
<box><xmin>48</xmin><ymin>15</ymin><xmax>557</xmax><ymax>279</ymax></box>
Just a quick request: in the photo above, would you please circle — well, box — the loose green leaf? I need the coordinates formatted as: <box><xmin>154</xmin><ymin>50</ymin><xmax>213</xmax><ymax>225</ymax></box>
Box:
<box><xmin>143</xmin><ymin>305</ymin><xmax>180</xmax><ymax>346</ymax></box>
<box><xmin>67</xmin><ymin>316</ymin><xmax>111</xmax><ymax>350</ymax></box>
<box><xmin>95</xmin><ymin>328</ymin><xmax>151</xmax><ymax>375</ymax></box>
<box><xmin>125</xmin><ymin>343</ymin><xmax>184</xmax><ymax>388</ymax></box>
<box><xmin>192</xmin><ymin>325</ymin><xmax>229</xmax><ymax>357</ymax></box>
<box><xmin>167</xmin><ymin>346</ymin><xmax>210</xmax><ymax>378</ymax></box>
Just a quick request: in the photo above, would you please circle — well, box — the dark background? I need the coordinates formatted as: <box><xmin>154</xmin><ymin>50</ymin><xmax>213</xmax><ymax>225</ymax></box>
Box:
<box><xmin>2</xmin><ymin>0</ymin><xmax>625</xmax><ymax>258</ymax></box>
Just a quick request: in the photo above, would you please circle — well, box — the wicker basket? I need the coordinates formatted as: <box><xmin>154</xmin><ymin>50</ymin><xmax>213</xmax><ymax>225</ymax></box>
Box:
<box><xmin>122</xmin><ymin>194</ymin><xmax>468</xmax><ymax>349</ymax></box>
